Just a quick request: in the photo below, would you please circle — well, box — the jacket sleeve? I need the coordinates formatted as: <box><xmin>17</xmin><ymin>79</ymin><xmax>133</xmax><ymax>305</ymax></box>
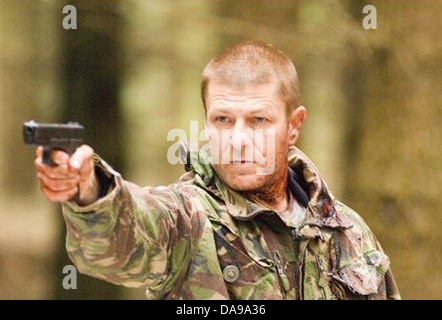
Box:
<box><xmin>61</xmin><ymin>156</ymin><xmax>203</xmax><ymax>298</ymax></box>
<box><xmin>371</xmin><ymin>240</ymin><xmax>401</xmax><ymax>300</ymax></box>
<box><xmin>333</xmin><ymin>200</ymin><xmax>401</xmax><ymax>300</ymax></box>
<box><xmin>384</xmin><ymin>268</ymin><xmax>401</xmax><ymax>300</ymax></box>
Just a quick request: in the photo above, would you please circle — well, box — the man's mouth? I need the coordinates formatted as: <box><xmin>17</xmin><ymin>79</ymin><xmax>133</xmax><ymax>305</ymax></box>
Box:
<box><xmin>232</xmin><ymin>160</ymin><xmax>254</xmax><ymax>164</ymax></box>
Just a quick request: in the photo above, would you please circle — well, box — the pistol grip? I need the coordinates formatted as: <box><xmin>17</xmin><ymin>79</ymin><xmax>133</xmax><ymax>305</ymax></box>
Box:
<box><xmin>42</xmin><ymin>147</ymin><xmax>56</xmax><ymax>166</ymax></box>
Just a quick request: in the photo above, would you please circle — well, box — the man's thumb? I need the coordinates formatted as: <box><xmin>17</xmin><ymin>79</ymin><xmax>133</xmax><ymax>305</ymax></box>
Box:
<box><xmin>69</xmin><ymin>145</ymin><xmax>94</xmax><ymax>171</ymax></box>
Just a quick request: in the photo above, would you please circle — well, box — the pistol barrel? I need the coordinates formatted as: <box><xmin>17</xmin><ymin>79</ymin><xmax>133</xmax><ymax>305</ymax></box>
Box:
<box><xmin>23</xmin><ymin>120</ymin><xmax>84</xmax><ymax>146</ymax></box>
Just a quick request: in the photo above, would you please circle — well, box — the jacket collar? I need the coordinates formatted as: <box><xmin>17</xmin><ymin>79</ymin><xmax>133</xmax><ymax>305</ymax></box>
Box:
<box><xmin>286</xmin><ymin>146</ymin><xmax>353</xmax><ymax>229</ymax></box>
<box><xmin>182</xmin><ymin>145</ymin><xmax>352</xmax><ymax>229</ymax></box>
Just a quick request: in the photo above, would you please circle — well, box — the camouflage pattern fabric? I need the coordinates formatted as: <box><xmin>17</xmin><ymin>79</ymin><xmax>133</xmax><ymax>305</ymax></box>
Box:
<box><xmin>62</xmin><ymin>146</ymin><xmax>400</xmax><ymax>300</ymax></box>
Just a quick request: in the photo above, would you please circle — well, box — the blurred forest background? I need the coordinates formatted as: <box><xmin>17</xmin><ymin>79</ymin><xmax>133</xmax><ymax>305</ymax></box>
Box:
<box><xmin>0</xmin><ymin>0</ymin><xmax>441</xmax><ymax>300</ymax></box>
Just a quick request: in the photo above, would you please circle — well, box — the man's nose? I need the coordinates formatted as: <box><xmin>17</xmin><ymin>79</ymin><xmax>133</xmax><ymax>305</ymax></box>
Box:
<box><xmin>230</xmin><ymin>122</ymin><xmax>252</xmax><ymax>149</ymax></box>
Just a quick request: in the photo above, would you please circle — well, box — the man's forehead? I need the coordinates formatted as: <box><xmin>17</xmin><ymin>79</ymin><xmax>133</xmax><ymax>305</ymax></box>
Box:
<box><xmin>206</xmin><ymin>81</ymin><xmax>282</xmax><ymax>104</ymax></box>
<box><xmin>208</xmin><ymin>102</ymin><xmax>274</xmax><ymax>115</ymax></box>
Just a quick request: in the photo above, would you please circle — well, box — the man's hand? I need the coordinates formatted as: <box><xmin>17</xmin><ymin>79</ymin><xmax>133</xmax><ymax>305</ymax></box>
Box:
<box><xmin>35</xmin><ymin>145</ymin><xmax>99</xmax><ymax>206</ymax></box>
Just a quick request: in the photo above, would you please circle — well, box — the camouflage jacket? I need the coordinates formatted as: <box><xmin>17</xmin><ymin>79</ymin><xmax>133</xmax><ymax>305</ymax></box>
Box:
<box><xmin>62</xmin><ymin>147</ymin><xmax>400</xmax><ymax>300</ymax></box>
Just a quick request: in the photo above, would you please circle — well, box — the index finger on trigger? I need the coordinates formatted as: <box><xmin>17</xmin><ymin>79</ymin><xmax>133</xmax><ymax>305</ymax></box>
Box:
<box><xmin>36</xmin><ymin>146</ymin><xmax>43</xmax><ymax>158</ymax></box>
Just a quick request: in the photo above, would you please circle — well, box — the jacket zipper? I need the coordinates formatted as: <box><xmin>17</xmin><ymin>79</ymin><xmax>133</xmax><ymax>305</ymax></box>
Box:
<box><xmin>272</xmin><ymin>251</ymin><xmax>290</xmax><ymax>299</ymax></box>
<box><xmin>292</xmin><ymin>227</ymin><xmax>309</xmax><ymax>300</ymax></box>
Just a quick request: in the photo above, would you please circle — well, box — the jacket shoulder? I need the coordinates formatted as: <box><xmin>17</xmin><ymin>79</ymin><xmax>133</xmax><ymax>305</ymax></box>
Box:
<box><xmin>333</xmin><ymin>200</ymin><xmax>378</xmax><ymax>247</ymax></box>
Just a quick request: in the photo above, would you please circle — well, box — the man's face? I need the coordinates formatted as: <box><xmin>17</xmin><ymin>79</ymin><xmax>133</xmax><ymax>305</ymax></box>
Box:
<box><xmin>205</xmin><ymin>81</ymin><xmax>300</xmax><ymax>192</ymax></box>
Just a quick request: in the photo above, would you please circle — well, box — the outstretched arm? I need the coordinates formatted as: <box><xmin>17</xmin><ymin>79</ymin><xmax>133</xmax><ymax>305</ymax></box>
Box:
<box><xmin>35</xmin><ymin>146</ymin><xmax>201</xmax><ymax>298</ymax></box>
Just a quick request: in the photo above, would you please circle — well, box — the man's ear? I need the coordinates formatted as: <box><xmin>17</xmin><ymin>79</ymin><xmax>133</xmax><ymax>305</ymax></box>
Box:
<box><xmin>287</xmin><ymin>106</ymin><xmax>306</xmax><ymax>145</ymax></box>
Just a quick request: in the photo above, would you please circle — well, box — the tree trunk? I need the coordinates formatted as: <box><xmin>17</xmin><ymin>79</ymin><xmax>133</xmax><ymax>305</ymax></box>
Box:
<box><xmin>54</xmin><ymin>0</ymin><xmax>125</xmax><ymax>300</ymax></box>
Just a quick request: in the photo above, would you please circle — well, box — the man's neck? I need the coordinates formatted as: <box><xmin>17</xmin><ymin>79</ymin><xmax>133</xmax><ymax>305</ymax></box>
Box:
<box><xmin>243</xmin><ymin>170</ymin><xmax>289</xmax><ymax>213</ymax></box>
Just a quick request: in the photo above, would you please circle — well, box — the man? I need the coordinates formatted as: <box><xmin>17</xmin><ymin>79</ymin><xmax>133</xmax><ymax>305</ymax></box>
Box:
<box><xmin>35</xmin><ymin>41</ymin><xmax>400</xmax><ymax>300</ymax></box>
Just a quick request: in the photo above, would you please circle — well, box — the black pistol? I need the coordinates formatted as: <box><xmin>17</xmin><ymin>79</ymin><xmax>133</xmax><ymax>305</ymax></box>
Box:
<box><xmin>23</xmin><ymin>120</ymin><xmax>84</xmax><ymax>165</ymax></box>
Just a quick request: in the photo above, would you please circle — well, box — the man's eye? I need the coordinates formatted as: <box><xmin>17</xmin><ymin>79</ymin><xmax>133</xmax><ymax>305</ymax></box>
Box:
<box><xmin>215</xmin><ymin>116</ymin><xmax>230</xmax><ymax>123</ymax></box>
<box><xmin>254</xmin><ymin>117</ymin><xmax>267</xmax><ymax>124</ymax></box>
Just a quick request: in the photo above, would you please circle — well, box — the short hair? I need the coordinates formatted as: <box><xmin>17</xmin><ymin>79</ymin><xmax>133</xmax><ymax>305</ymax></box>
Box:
<box><xmin>201</xmin><ymin>41</ymin><xmax>300</xmax><ymax>115</ymax></box>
